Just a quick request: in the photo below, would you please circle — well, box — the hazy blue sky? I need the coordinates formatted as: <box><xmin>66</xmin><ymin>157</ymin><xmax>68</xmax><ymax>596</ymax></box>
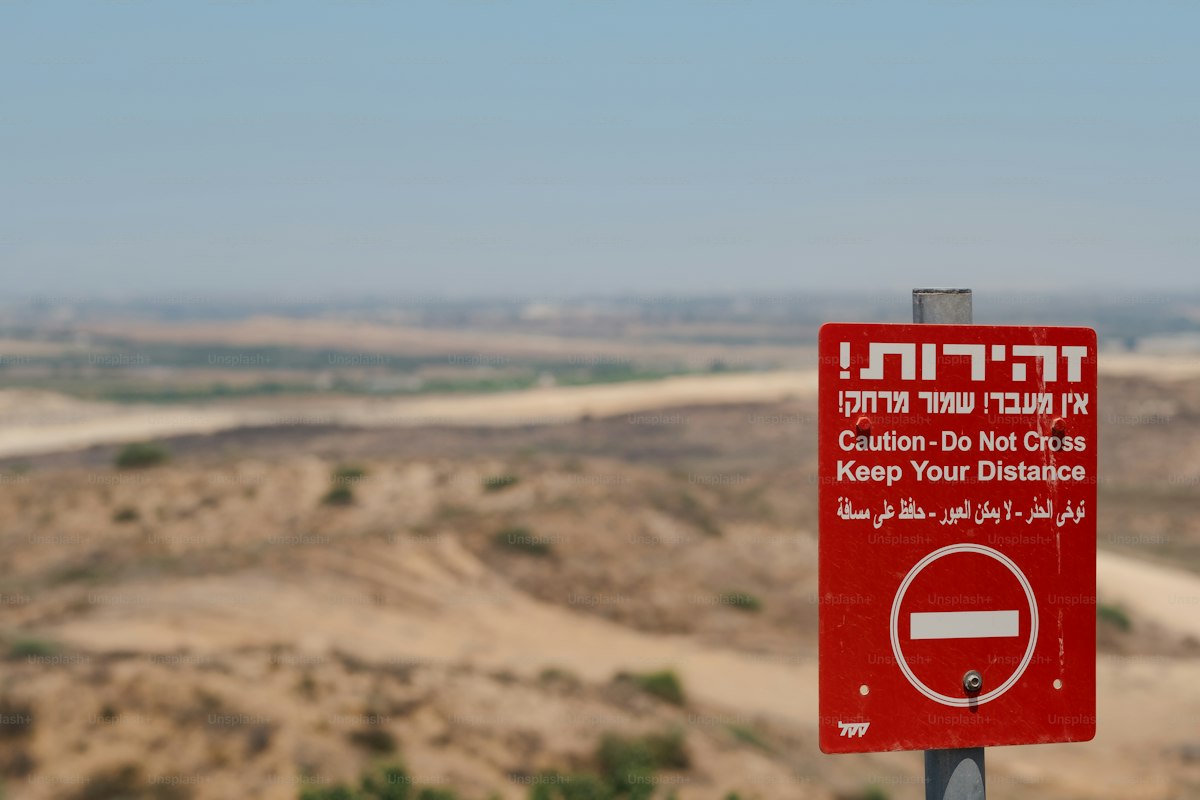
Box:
<box><xmin>3</xmin><ymin>1</ymin><xmax>1197</xmax><ymax>299</ymax></box>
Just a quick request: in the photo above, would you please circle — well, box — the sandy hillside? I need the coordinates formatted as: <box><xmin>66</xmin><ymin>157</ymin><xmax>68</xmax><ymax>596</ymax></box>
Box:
<box><xmin>2</xmin><ymin>443</ymin><xmax>1199</xmax><ymax>800</ymax></box>
<box><xmin>2</xmin><ymin>366</ymin><xmax>1199</xmax><ymax>799</ymax></box>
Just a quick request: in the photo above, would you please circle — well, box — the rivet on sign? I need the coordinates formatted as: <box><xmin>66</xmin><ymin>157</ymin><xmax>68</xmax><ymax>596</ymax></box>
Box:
<box><xmin>855</xmin><ymin>416</ymin><xmax>872</xmax><ymax>437</ymax></box>
<box><xmin>963</xmin><ymin>670</ymin><xmax>983</xmax><ymax>694</ymax></box>
<box><xmin>1051</xmin><ymin>417</ymin><xmax>1068</xmax><ymax>437</ymax></box>
<box><xmin>859</xmin><ymin>684</ymin><xmax>870</xmax><ymax>696</ymax></box>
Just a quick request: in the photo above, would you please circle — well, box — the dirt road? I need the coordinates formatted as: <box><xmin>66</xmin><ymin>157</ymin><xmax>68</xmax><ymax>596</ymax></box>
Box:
<box><xmin>0</xmin><ymin>371</ymin><xmax>817</xmax><ymax>459</ymax></box>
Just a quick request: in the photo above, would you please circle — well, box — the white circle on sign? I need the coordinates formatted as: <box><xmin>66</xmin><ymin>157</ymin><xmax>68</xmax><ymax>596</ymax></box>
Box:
<box><xmin>889</xmin><ymin>543</ymin><xmax>1039</xmax><ymax>708</ymax></box>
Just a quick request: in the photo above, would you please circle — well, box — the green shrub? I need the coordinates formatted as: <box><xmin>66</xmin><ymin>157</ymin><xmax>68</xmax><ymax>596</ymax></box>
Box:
<box><xmin>671</xmin><ymin>491</ymin><xmax>721</xmax><ymax>536</ymax></box>
<box><xmin>300</xmin><ymin>787</ymin><xmax>360</xmax><ymax>800</ymax></box>
<box><xmin>834</xmin><ymin>788</ymin><xmax>889</xmax><ymax>800</ymax></box>
<box><xmin>48</xmin><ymin>564</ymin><xmax>103</xmax><ymax>585</ymax></box>
<box><xmin>596</xmin><ymin>737</ymin><xmax>652</xmax><ymax>799</ymax></box>
<box><xmin>359</xmin><ymin>763</ymin><xmax>412</xmax><ymax>800</ymax></box>
<box><xmin>112</xmin><ymin>506</ymin><xmax>140</xmax><ymax>523</ymax></box>
<box><xmin>483</xmin><ymin>474</ymin><xmax>520</xmax><ymax>492</ymax></box>
<box><xmin>527</xmin><ymin>773</ymin><xmax>615</xmax><ymax>800</ymax></box>
<box><xmin>624</xmin><ymin>670</ymin><xmax>685</xmax><ymax>706</ymax></box>
<box><xmin>638</xmin><ymin>730</ymin><xmax>687</xmax><ymax>770</ymax></box>
<box><xmin>323</xmin><ymin>485</ymin><xmax>356</xmax><ymax>506</ymax></box>
<box><xmin>528</xmin><ymin>729</ymin><xmax>688</xmax><ymax>800</ymax></box>
<box><xmin>114</xmin><ymin>442</ymin><xmax>169</xmax><ymax>469</ymax></box>
<box><xmin>597</xmin><ymin>730</ymin><xmax>688</xmax><ymax>799</ymax></box>
<box><xmin>492</xmin><ymin>527</ymin><xmax>553</xmax><ymax>557</ymax></box>
<box><xmin>348</xmin><ymin>726</ymin><xmax>397</xmax><ymax>754</ymax></box>
<box><xmin>300</xmin><ymin>762</ymin><xmax>461</xmax><ymax>800</ymax></box>
<box><xmin>333</xmin><ymin>465</ymin><xmax>367</xmax><ymax>483</ymax></box>
<box><xmin>726</xmin><ymin>723</ymin><xmax>771</xmax><ymax>752</ymax></box>
<box><xmin>323</xmin><ymin>465</ymin><xmax>368</xmax><ymax>506</ymax></box>
<box><xmin>717</xmin><ymin>591</ymin><xmax>762</xmax><ymax>613</ymax></box>
<box><xmin>7</xmin><ymin>637</ymin><xmax>59</xmax><ymax>660</ymax></box>
<box><xmin>416</xmin><ymin>790</ymin><xmax>459</xmax><ymax>800</ymax></box>
<box><xmin>1098</xmin><ymin>603</ymin><xmax>1132</xmax><ymax>632</ymax></box>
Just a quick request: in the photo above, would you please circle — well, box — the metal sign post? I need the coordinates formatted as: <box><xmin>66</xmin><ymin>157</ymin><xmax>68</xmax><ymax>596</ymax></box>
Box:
<box><xmin>816</xmin><ymin>290</ymin><xmax>1097</xmax><ymax>778</ymax></box>
<box><xmin>914</xmin><ymin>288</ymin><xmax>983</xmax><ymax>800</ymax></box>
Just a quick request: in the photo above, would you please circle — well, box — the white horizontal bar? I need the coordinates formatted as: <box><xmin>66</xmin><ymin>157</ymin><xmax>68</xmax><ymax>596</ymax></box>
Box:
<box><xmin>910</xmin><ymin>610</ymin><xmax>1019</xmax><ymax>640</ymax></box>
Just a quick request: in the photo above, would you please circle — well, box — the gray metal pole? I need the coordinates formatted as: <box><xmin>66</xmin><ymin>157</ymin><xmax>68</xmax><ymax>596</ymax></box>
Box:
<box><xmin>913</xmin><ymin>288</ymin><xmax>972</xmax><ymax>325</ymax></box>
<box><xmin>913</xmin><ymin>288</ymin><xmax>985</xmax><ymax>800</ymax></box>
<box><xmin>924</xmin><ymin>748</ymin><xmax>985</xmax><ymax>800</ymax></box>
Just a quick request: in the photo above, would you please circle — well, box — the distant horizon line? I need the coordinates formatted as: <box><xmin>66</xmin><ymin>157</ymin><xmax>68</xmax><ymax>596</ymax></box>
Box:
<box><xmin>3</xmin><ymin>287</ymin><xmax>1198</xmax><ymax>309</ymax></box>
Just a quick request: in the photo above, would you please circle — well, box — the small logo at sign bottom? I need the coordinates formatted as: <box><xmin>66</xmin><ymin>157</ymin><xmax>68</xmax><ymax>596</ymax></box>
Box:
<box><xmin>838</xmin><ymin>721</ymin><xmax>870</xmax><ymax>738</ymax></box>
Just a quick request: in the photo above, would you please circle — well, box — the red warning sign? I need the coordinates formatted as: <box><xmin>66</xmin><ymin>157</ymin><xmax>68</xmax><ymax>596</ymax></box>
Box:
<box><xmin>818</xmin><ymin>323</ymin><xmax>1097</xmax><ymax>753</ymax></box>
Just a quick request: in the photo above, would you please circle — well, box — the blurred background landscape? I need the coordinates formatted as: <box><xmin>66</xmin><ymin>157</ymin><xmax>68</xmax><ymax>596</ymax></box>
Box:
<box><xmin>2</xmin><ymin>293</ymin><xmax>1200</xmax><ymax>799</ymax></box>
<box><xmin>4</xmin><ymin>0</ymin><xmax>1200</xmax><ymax>797</ymax></box>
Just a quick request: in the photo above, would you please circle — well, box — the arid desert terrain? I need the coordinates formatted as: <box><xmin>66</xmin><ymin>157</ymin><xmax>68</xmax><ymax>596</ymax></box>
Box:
<box><xmin>1</xmin><ymin>302</ymin><xmax>1199</xmax><ymax>799</ymax></box>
